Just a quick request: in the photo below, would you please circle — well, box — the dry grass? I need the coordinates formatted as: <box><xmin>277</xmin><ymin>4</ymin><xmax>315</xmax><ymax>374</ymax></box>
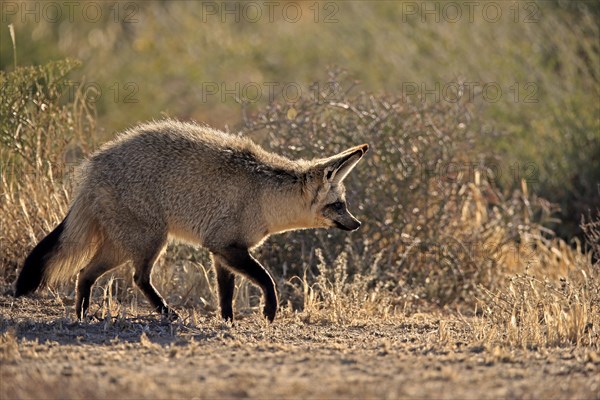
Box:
<box><xmin>1</xmin><ymin>293</ymin><xmax>599</xmax><ymax>400</ymax></box>
<box><xmin>1</xmin><ymin>60</ymin><xmax>96</xmax><ymax>284</ymax></box>
<box><xmin>478</xmin><ymin>240</ymin><xmax>599</xmax><ymax>349</ymax></box>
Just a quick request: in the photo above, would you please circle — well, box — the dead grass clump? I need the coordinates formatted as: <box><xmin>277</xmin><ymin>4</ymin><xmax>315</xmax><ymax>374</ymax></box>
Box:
<box><xmin>478</xmin><ymin>213</ymin><xmax>600</xmax><ymax>348</ymax></box>
<box><xmin>289</xmin><ymin>249</ymin><xmax>393</xmax><ymax>324</ymax></box>
<box><xmin>1</xmin><ymin>59</ymin><xmax>96</xmax><ymax>285</ymax></box>
<box><xmin>479</xmin><ymin>265</ymin><xmax>599</xmax><ymax>348</ymax></box>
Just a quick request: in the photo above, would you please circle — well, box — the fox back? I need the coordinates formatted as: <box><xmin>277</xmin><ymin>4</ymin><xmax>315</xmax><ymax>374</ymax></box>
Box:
<box><xmin>79</xmin><ymin>121</ymin><xmax>308</xmax><ymax>248</ymax></box>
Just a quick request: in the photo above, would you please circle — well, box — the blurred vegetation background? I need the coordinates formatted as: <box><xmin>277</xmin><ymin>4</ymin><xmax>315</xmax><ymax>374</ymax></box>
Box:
<box><xmin>1</xmin><ymin>0</ymin><xmax>598</xmax><ymax>239</ymax></box>
<box><xmin>1</xmin><ymin>1</ymin><xmax>599</xmax><ymax>339</ymax></box>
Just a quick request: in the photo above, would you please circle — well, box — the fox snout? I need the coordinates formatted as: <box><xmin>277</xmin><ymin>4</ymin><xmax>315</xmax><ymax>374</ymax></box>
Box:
<box><xmin>323</xmin><ymin>202</ymin><xmax>362</xmax><ymax>231</ymax></box>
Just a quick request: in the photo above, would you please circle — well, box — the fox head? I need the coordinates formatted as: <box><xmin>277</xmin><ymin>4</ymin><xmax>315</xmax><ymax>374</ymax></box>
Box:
<box><xmin>304</xmin><ymin>144</ymin><xmax>369</xmax><ymax>231</ymax></box>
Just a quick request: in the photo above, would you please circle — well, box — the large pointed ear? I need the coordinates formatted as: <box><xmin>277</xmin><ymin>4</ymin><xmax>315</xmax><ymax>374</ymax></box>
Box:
<box><xmin>317</xmin><ymin>144</ymin><xmax>369</xmax><ymax>185</ymax></box>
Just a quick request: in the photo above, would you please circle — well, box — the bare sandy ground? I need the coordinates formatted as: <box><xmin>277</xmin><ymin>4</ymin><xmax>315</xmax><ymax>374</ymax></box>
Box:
<box><xmin>1</xmin><ymin>294</ymin><xmax>599</xmax><ymax>400</ymax></box>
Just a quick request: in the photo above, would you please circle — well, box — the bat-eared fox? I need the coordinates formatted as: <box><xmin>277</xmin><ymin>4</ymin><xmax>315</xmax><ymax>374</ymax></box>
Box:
<box><xmin>14</xmin><ymin>120</ymin><xmax>368</xmax><ymax>322</ymax></box>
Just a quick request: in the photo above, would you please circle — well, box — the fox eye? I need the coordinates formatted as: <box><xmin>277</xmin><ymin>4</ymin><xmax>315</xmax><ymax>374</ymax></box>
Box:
<box><xmin>327</xmin><ymin>201</ymin><xmax>345</xmax><ymax>211</ymax></box>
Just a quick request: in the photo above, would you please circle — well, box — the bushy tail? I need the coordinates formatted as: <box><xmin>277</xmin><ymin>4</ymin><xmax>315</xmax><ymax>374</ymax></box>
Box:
<box><xmin>14</xmin><ymin>196</ymin><xmax>103</xmax><ymax>296</ymax></box>
<box><xmin>14</xmin><ymin>220</ymin><xmax>66</xmax><ymax>296</ymax></box>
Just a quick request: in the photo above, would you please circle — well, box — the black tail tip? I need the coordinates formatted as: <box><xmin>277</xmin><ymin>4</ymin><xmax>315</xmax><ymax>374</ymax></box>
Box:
<box><xmin>14</xmin><ymin>275</ymin><xmax>41</xmax><ymax>297</ymax></box>
<box><xmin>13</xmin><ymin>219</ymin><xmax>65</xmax><ymax>298</ymax></box>
<box><xmin>14</xmin><ymin>251</ymin><xmax>48</xmax><ymax>297</ymax></box>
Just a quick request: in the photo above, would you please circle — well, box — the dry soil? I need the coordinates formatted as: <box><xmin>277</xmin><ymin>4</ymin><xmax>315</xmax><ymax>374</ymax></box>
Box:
<box><xmin>1</xmin><ymin>292</ymin><xmax>599</xmax><ymax>399</ymax></box>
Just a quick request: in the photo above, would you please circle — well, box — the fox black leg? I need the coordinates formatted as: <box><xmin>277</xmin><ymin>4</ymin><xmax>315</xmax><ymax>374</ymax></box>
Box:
<box><xmin>214</xmin><ymin>245</ymin><xmax>278</xmax><ymax>322</ymax></box>
<box><xmin>215</xmin><ymin>260</ymin><xmax>235</xmax><ymax>321</ymax></box>
<box><xmin>75</xmin><ymin>241</ymin><xmax>122</xmax><ymax>320</ymax></box>
<box><xmin>133</xmin><ymin>255</ymin><xmax>180</xmax><ymax>321</ymax></box>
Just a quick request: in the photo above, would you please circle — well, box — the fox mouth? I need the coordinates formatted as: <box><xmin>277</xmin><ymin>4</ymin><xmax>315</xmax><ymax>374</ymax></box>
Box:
<box><xmin>333</xmin><ymin>220</ymin><xmax>360</xmax><ymax>231</ymax></box>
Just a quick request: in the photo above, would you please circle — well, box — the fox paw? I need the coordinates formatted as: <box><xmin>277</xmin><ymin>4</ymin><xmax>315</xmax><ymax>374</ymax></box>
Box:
<box><xmin>263</xmin><ymin>303</ymin><xmax>277</xmax><ymax>322</ymax></box>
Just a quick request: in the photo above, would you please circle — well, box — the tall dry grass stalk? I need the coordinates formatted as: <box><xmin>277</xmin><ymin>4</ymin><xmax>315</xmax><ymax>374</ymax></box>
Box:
<box><xmin>1</xmin><ymin>60</ymin><xmax>96</xmax><ymax>284</ymax></box>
